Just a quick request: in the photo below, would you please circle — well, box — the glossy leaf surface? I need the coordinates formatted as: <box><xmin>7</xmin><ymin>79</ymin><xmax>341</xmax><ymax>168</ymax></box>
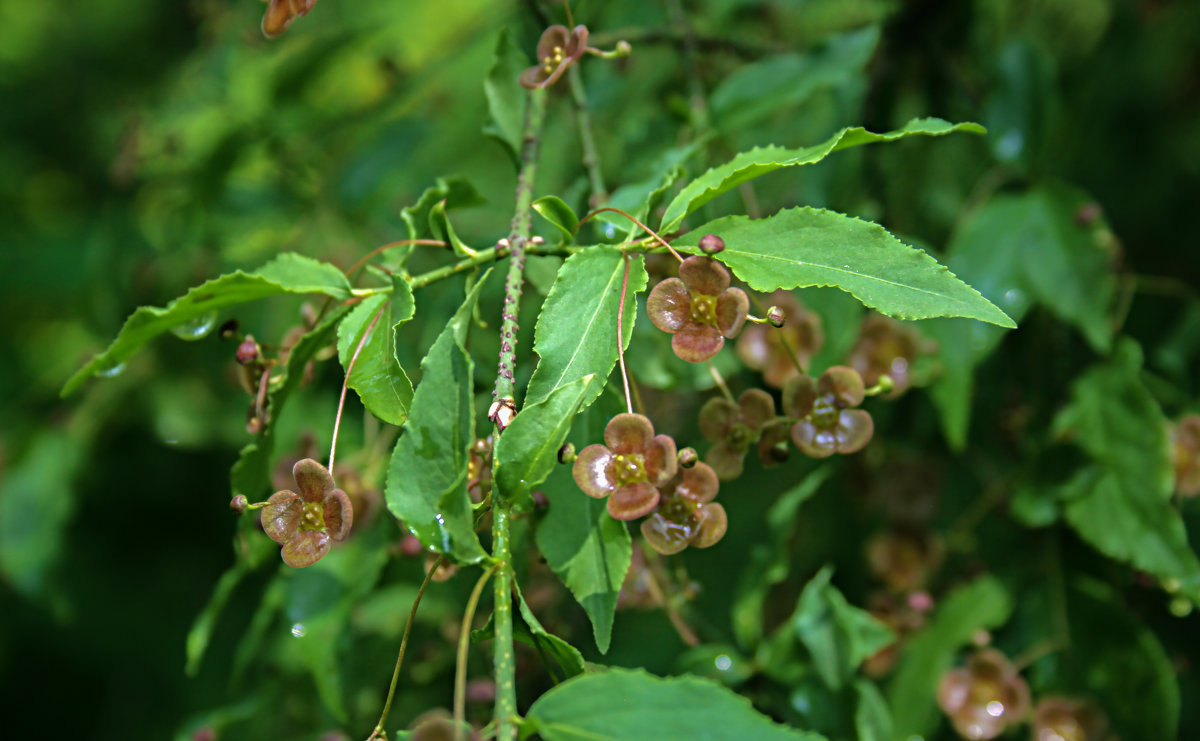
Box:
<box><xmin>62</xmin><ymin>253</ymin><xmax>351</xmax><ymax>396</ymax></box>
<box><xmin>384</xmin><ymin>274</ymin><xmax>490</xmax><ymax>564</ymax></box>
<box><xmin>678</xmin><ymin>208</ymin><xmax>1013</xmax><ymax>326</ymax></box>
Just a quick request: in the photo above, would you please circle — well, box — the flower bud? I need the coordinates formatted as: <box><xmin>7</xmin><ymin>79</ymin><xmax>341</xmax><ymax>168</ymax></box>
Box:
<box><xmin>615</xmin><ymin>40</ymin><xmax>632</xmax><ymax>57</ymax></box>
<box><xmin>230</xmin><ymin>494</ymin><xmax>249</xmax><ymax>514</ymax></box>
<box><xmin>766</xmin><ymin>306</ymin><xmax>786</xmax><ymax>328</ymax></box>
<box><xmin>677</xmin><ymin>447</ymin><xmax>699</xmax><ymax>468</ymax></box>
<box><xmin>557</xmin><ymin>442</ymin><xmax>577</xmax><ymax>464</ymax></box>
<box><xmin>699</xmin><ymin>233</ymin><xmax>725</xmax><ymax>255</ymax></box>
<box><xmin>488</xmin><ymin>397</ymin><xmax>517</xmax><ymax>432</ymax></box>
<box><xmin>532</xmin><ymin>490</ymin><xmax>550</xmax><ymax>509</ymax></box>
<box><xmin>236</xmin><ymin>336</ymin><xmax>260</xmax><ymax>365</ymax></box>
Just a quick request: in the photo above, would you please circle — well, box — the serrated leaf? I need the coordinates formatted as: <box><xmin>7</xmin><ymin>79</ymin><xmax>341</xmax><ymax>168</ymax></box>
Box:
<box><xmin>494</xmin><ymin>375</ymin><xmax>594</xmax><ymax>510</ymax></box>
<box><xmin>532</xmin><ymin>195</ymin><xmax>579</xmax><ymax>245</ymax></box>
<box><xmin>677</xmin><ymin>207</ymin><xmax>1013</xmax><ymax>326</ymax></box>
<box><xmin>231</xmin><ymin>303</ymin><xmax>352</xmax><ymax>499</ymax></box>
<box><xmin>660</xmin><ymin>118</ymin><xmax>985</xmax><ymax>233</ymax></box>
<box><xmin>62</xmin><ymin>253</ymin><xmax>352</xmax><ymax>396</ymax></box>
<box><xmin>483</xmin><ymin>27</ymin><xmax>528</xmax><ymax>165</ymax></box>
<box><xmin>792</xmin><ymin>565</ymin><xmax>895</xmax><ymax>689</ymax></box>
<box><xmin>595</xmin><ymin>143</ymin><xmax>699</xmax><ymax>233</ymax></box>
<box><xmin>525</xmin><ymin>247</ymin><xmax>648</xmax><ymax>409</ymax></box>
<box><xmin>385</xmin><ymin>273</ymin><xmax>490</xmax><ymax>564</ymax></box>
<box><xmin>336</xmin><ymin>278</ymin><xmax>416</xmax><ymax>426</ymax></box>
<box><xmin>536</xmin><ymin>401</ymin><xmax>631</xmax><ymax>653</ymax></box>
<box><xmin>887</xmin><ymin>575</ymin><xmax>1012</xmax><ymax>739</ymax></box>
<box><xmin>522</xmin><ymin>668</ymin><xmax>827</xmax><ymax>741</ymax></box>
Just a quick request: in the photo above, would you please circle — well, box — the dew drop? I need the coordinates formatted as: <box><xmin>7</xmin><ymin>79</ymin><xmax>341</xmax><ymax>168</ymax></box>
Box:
<box><xmin>97</xmin><ymin>361</ymin><xmax>127</xmax><ymax>378</ymax></box>
<box><xmin>602</xmin><ymin>222</ymin><xmax>616</xmax><ymax>240</ymax></box>
<box><xmin>1002</xmin><ymin>288</ymin><xmax>1025</xmax><ymax>307</ymax></box>
<box><xmin>434</xmin><ymin>514</ymin><xmax>452</xmax><ymax>553</ymax></box>
<box><xmin>170</xmin><ymin>311</ymin><xmax>218</xmax><ymax>341</ymax></box>
<box><xmin>714</xmin><ymin>654</ymin><xmax>732</xmax><ymax>672</ymax></box>
<box><xmin>986</xmin><ymin>701</ymin><xmax>1004</xmax><ymax>717</ymax></box>
<box><xmin>290</xmin><ymin>622</ymin><xmax>307</xmax><ymax>638</ymax></box>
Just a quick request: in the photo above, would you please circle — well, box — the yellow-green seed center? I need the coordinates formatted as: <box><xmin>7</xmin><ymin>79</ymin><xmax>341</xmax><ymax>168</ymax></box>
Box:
<box><xmin>690</xmin><ymin>293</ymin><xmax>718</xmax><ymax>325</ymax></box>
<box><xmin>541</xmin><ymin>45</ymin><xmax>566</xmax><ymax>73</ymax></box>
<box><xmin>811</xmin><ymin>395</ymin><xmax>839</xmax><ymax>429</ymax></box>
<box><xmin>614</xmin><ymin>453</ymin><xmax>648</xmax><ymax>486</ymax></box>
<box><xmin>300</xmin><ymin>501</ymin><xmax>325</xmax><ymax>532</ymax></box>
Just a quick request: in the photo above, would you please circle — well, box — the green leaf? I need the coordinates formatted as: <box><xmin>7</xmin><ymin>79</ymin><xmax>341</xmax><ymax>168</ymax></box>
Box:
<box><xmin>483</xmin><ymin>27</ymin><xmax>528</xmax><ymax>165</ymax></box>
<box><xmin>494</xmin><ymin>375</ymin><xmax>595</xmax><ymax>510</ymax></box>
<box><xmin>1052</xmin><ymin>339</ymin><xmax>1200</xmax><ymax>602</ymax></box>
<box><xmin>185</xmin><ymin>561</ymin><xmax>249</xmax><ymax>676</ymax></box>
<box><xmin>791</xmin><ymin>565</ymin><xmax>895</xmax><ymax>689</ymax></box>
<box><xmin>677</xmin><ymin>207</ymin><xmax>1013</xmax><ymax>326</ymax></box>
<box><xmin>525</xmin><ymin>247</ymin><xmax>648</xmax><ymax>409</ymax></box>
<box><xmin>887</xmin><ymin>575</ymin><xmax>1012</xmax><ymax>740</ymax></box>
<box><xmin>336</xmin><ymin>277</ymin><xmax>416</xmax><ymax>426</ymax></box>
<box><xmin>659</xmin><ymin>118</ymin><xmax>986</xmax><ymax>233</ymax></box>
<box><xmin>532</xmin><ymin>195</ymin><xmax>579</xmax><ymax>245</ymax></box>
<box><xmin>400</xmin><ymin>175</ymin><xmax>486</xmax><ymax>258</ymax></box>
<box><xmin>385</xmin><ymin>273</ymin><xmax>490</xmax><ymax>564</ymax></box>
<box><xmin>925</xmin><ymin>183</ymin><xmax>1115</xmax><ymax>448</ymax></box>
<box><xmin>854</xmin><ymin>679</ymin><xmax>893</xmax><ymax>741</ymax></box>
<box><xmin>0</xmin><ymin>431</ymin><xmax>84</xmax><ymax>605</ymax></box>
<box><xmin>231</xmin><ymin>304</ymin><xmax>353</xmax><ymax>499</ymax></box>
<box><xmin>733</xmin><ymin>468</ymin><xmax>833</xmax><ymax>649</ymax></box>
<box><xmin>522</xmin><ymin>668</ymin><xmax>827</xmax><ymax>741</ymax></box>
<box><xmin>515</xmin><ymin>582</ymin><xmax>587</xmax><ymax>680</ymax></box>
<box><xmin>429</xmin><ymin>198</ymin><xmax>477</xmax><ymax>257</ymax></box>
<box><xmin>710</xmin><ymin>27</ymin><xmax>880</xmax><ymax>132</ymax></box>
<box><xmin>536</xmin><ymin>401</ymin><xmax>632</xmax><ymax>653</ymax></box>
<box><xmin>62</xmin><ymin>253</ymin><xmax>352</xmax><ymax>396</ymax></box>
<box><xmin>594</xmin><ymin>143</ymin><xmax>699</xmax><ymax>232</ymax></box>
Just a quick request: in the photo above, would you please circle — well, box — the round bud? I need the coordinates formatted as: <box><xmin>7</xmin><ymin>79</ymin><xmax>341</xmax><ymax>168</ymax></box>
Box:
<box><xmin>229</xmin><ymin>494</ymin><xmax>249</xmax><ymax>514</ymax></box>
<box><xmin>246</xmin><ymin>415</ymin><xmax>263</xmax><ymax>435</ymax></box>
<box><xmin>766</xmin><ymin>306</ymin><xmax>786</xmax><ymax>328</ymax></box>
<box><xmin>557</xmin><ymin>442</ymin><xmax>577</xmax><ymax>464</ymax></box>
<box><xmin>699</xmin><ymin>233</ymin><xmax>725</xmax><ymax>255</ymax></box>
<box><xmin>615</xmin><ymin>40</ymin><xmax>632</xmax><ymax>56</ymax></box>
<box><xmin>400</xmin><ymin>534</ymin><xmax>425</xmax><ymax>558</ymax></box>
<box><xmin>236</xmin><ymin>336</ymin><xmax>260</xmax><ymax>365</ymax></box>
<box><xmin>488</xmin><ymin>397</ymin><xmax>517</xmax><ymax>432</ymax></box>
<box><xmin>677</xmin><ymin>447</ymin><xmax>699</xmax><ymax>468</ymax></box>
<box><xmin>532</xmin><ymin>490</ymin><xmax>550</xmax><ymax>509</ymax></box>
<box><xmin>530</xmin><ymin>235</ymin><xmax>546</xmax><ymax>246</ymax></box>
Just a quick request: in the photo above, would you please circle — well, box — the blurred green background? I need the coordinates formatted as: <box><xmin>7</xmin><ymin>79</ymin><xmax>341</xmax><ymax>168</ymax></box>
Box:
<box><xmin>2</xmin><ymin>1</ymin><xmax>1199</xmax><ymax>739</ymax></box>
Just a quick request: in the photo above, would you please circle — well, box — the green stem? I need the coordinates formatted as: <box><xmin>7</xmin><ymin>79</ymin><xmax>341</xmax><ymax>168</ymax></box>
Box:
<box><xmin>368</xmin><ymin>555</ymin><xmax>447</xmax><ymax>741</ymax></box>
<box><xmin>455</xmin><ymin>565</ymin><xmax>498</xmax><ymax>741</ymax></box>
<box><xmin>491</xmin><ymin>86</ymin><xmax>548</xmax><ymax>741</ymax></box>
<box><xmin>567</xmin><ymin>65</ymin><xmax>606</xmax><ymax>207</ymax></box>
<box><xmin>408</xmin><ymin>240</ymin><xmax>573</xmax><ymax>290</ymax></box>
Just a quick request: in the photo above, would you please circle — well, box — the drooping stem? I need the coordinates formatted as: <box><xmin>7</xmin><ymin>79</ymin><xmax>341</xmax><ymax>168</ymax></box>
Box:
<box><xmin>616</xmin><ymin>252</ymin><xmax>634</xmax><ymax>414</ymax></box>
<box><xmin>330</xmin><ymin>304</ymin><xmax>385</xmax><ymax>473</ymax></box>
<box><xmin>344</xmin><ymin>239</ymin><xmax>448</xmax><ymax>279</ymax></box>
<box><xmin>491</xmin><ymin>86</ymin><xmax>548</xmax><ymax>741</ymax></box>
<box><xmin>367</xmin><ymin>555</ymin><xmax>447</xmax><ymax>741</ymax></box>
<box><xmin>567</xmin><ymin>64</ymin><xmax>606</xmax><ymax>207</ymax></box>
<box><xmin>455</xmin><ymin>565</ymin><xmax>498</xmax><ymax>741</ymax></box>
<box><xmin>409</xmin><ymin>240</ymin><xmax>573</xmax><ymax>289</ymax></box>
<box><xmin>576</xmin><ymin>206</ymin><xmax>684</xmax><ymax>262</ymax></box>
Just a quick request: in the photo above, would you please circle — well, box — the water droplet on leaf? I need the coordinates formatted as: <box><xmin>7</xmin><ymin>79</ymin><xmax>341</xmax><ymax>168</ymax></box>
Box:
<box><xmin>290</xmin><ymin>622</ymin><xmax>307</xmax><ymax>638</ymax></box>
<box><xmin>171</xmin><ymin>311</ymin><xmax>218</xmax><ymax>341</ymax></box>
<box><xmin>97</xmin><ymin>361</ymin><xmax>126</xmax><ymax>378</ymax></box>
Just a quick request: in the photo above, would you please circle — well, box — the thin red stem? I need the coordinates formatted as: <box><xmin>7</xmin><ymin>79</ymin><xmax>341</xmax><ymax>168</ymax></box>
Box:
<box><xmin>329</xmin><ymin>304</ymin><xmax>385</xmax><ymax>472</ymax></box>
<box><xmin>344</xmin><ymin>239</ymin><xmax>448</xmax><ymax>279</ymax></box>
<box><xmin>576</xmin><ymin>207</ymin><xmax>684</xmax><ymax>263</ymax></box>
<box><xmin>616</xmin><ymin>252</ymin><xmax>634</xmax><ymax>414</ymax></box>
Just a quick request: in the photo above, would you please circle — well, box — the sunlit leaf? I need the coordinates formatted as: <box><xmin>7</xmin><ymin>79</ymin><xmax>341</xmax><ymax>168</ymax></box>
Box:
<box><xmin>483</xmin><ymin>27</ymin><xmax>528</xmax><ymax>166</ymax></box>
<box><xmin>532</xmin><ymin>195</ymin><xmax>579</xmax><ymax>245</ymax></box>
<box><xmin>494</xmin><ymin>375</ymin><xmax>594</xmax><ymax>510</ymax></box>
<box><xmin>791</xmin><ymin>565</ymin><xmax>894</xmax><ymax>689</ymax></box>
<box><xmin>677</xmin><ymin>207</ymin><xmax>1013</xmax><ymax>326</ymax></box>
<box><xmin>659</xmin><ymin>118</ymin><xmax>985</xmax><ymax>233</ymax></box>
<box><xmin>336</xmin><ymin>277</ymin><xmax>416</xmax><ymax>426</ymax></box>
<box><xmin>522</xmin><ymin>668</ymin><xmax>828</xmax><ymax>741</ymax></box>
<box><xmin>385</xmin><ymin>273</ymin><xmax>490</xmax><ymax>564</ymax></box>
<box><xmin>525</xmin><ymin>247</ymin><xmax>647</xmax><ymax>409</ymax></box>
